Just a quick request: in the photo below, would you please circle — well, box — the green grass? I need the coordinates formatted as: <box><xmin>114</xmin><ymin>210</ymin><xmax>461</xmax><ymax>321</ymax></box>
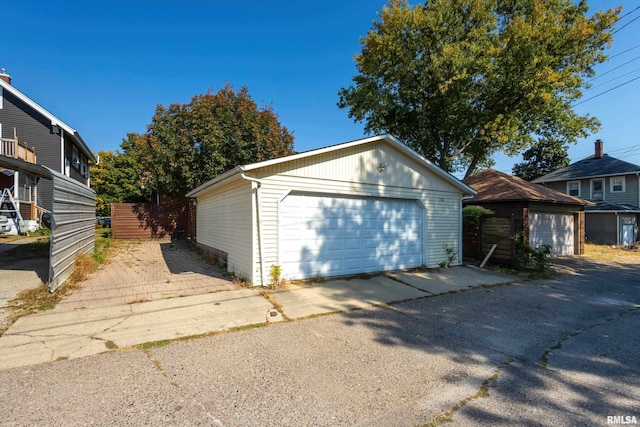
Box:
<box><xmin>3</xmin><ymin>236</ymin><xmax>50</xmax><ymax>257</ymax></box>
<box><xmin>94</xmin><ymin>227</ymin><xmax>112</xmax><ymax>252</ymax></box>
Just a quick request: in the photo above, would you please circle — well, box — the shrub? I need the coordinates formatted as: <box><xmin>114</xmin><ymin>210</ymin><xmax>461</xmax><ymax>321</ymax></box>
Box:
<box><xmin>516</xmin><ymin>235</ymin><xmax>552</xmax><ymax>271</ymax></box>
<box><xmin>463</xmin><ymin>206</ymin><xmax>494</xmax><ymax>229</ymax></box>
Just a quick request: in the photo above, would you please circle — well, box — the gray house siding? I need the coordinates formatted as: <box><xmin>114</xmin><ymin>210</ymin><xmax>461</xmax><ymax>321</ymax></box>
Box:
<box><xmin>2</xmin><ymin>90</ymin><xmax>62</xmax><ymax>211</ymax></box>
<box><xmin>1</xmin><ymin>88</ymin><xmax>90</xmax><ymax>211</ymax></box>
<box><xmin>547</xmin><ymin>175</ymin><xmax>639</xmax><ymax>206</ymax></box>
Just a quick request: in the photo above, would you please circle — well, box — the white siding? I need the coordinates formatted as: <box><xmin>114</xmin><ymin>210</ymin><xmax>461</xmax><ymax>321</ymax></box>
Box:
<box><xmin>255</xmin><ymin>141</ymin><xmax>462</xmax><ymax>193</ymax></box>
<box><xmin>196</xmin><ymin>177</ymin><xmax>254</xmax><ymax>281</ymax></box>
<box><xmin>194</xmin><ymin>140</ymin><xmax>467</xmax><ymax>285</ymax></box>
<box><xmin>249</xmin><ymin>143</ymin><xmax>463</xmax><ymax>283</ymax></box>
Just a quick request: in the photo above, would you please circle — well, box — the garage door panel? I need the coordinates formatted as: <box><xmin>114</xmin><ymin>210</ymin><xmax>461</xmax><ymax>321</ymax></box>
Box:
<box><xmin>280</xmin><ymin>194</ymin><xmax>423</xmax><ymax>280</ymax></box>
<box><xmin>529</xmin><ymin>212</ymin><xmax>574</xmax><ymax>256</ymax></box>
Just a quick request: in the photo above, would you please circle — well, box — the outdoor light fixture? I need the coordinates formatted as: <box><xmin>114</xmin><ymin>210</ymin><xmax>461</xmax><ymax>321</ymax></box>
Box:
<box><xmin>378</xmin><ymin>162</ymin><xmax>388</xmax><ymax>173</ymax></box>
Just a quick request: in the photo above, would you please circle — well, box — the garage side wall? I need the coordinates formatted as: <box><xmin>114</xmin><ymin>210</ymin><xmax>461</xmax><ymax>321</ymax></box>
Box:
<box><xmin>195</xmin><ymin>177</ymin><xmax>254</xmax><ymax>281</ymax></box>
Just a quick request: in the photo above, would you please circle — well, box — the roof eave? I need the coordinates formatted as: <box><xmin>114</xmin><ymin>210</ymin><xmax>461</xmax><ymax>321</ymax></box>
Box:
<box><xmin>0</xmin><ymin>79</ymin><xmax>96</xmax><ymax>164</ymax></box>
<box><xmin>185</xmin><ymin>166</ymin><xmax>244</xmax><ymax>197</ymax></box>
<box><xmin>187</xmin><ymin>135</ymin><xmax>477</xmax><ymax>198</ymax></box>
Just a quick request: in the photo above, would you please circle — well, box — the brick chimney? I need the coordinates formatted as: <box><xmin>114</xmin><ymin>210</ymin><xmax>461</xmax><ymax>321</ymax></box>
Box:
<box><xmin>594</xmin><ymin>139</ymin><xmax>603</xmax><ymax>159</ymax></box>
<box><xmin>0</xmin><ymin>68</ymin><xmax>11</xmax><ymax>85</ymax></box>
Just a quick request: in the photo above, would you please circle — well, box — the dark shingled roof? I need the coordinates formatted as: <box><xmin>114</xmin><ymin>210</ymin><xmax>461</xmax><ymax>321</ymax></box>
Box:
<box><xmin>586</xmin><ymin>201</ymin><xmax>640</xmax><ymax>212</ymax></box>
<box><xmin>532</xmin><ymin>154</ymin><xmax>640</xmax><ymax>183</ymax></box>
<box><xmin>463</xmin><ymin>169</ymin><xmax>592</xmax><ymax>205</ymax></box>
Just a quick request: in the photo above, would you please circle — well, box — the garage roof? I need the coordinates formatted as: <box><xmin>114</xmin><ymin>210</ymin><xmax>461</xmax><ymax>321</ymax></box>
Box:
<box><xmin>187</xmin><ymin>135</ymin><xmax>476</xmax><ymax>197</ymax></box>
<box><xmin>464</xmin><ymin>169</ymin><xmax>593</xmax><ymax>205</ymax></box>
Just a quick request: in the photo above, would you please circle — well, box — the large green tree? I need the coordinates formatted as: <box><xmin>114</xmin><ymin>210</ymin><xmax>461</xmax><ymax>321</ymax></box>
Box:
<box><xmin>123</xmin><ymin>83</ymin><xmax>295</xmax><ymax>197</ymax></box>
<box><xmin>338</xmin><ymin>0</ymin><xmax>620</xmax><ymax>178</ymax></box>
<box><xmin>90</xmin><ymin>150</ymin><xmax>146</xmax><ymax>216</ymax></box>
<box><xmin>512</xmin><ymin>138</ymin><xmax>570</xmax><ymax>181</ymax></box>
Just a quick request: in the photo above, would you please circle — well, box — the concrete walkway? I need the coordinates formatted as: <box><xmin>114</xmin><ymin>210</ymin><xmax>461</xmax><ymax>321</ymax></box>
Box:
<box><xmin>0</xmin><ymin>239</ymin><xmax>516</xmax><ymax>370</ymax></box>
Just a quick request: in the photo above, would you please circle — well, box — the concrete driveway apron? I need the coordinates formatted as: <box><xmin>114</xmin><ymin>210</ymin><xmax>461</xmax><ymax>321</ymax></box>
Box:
<box><xmin>0</xmin><ymin>237</ymin><xmax>516</xmax><ymax>370</ymax></box>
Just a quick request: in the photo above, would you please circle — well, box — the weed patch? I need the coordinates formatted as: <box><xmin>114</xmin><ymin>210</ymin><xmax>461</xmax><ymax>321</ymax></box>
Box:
<box><xmin>1</xmin><ymin>281</ymin><xmax>78</xmax><ymax>335</ymax></box>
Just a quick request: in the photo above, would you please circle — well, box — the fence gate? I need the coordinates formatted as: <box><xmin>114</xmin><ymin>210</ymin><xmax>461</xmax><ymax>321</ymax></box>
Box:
<box><xmin>480</xmin><ymin>215</ymin><xmax>516</xmax><ymax>266</ymax></box>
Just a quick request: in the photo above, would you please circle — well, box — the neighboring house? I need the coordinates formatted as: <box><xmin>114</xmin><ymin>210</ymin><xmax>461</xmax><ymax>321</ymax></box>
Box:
<box><xmin>463</xmin><ymin>169</ymin><xmax>591</xmax><ymax>256</ymax></box>
<box><xmin>533</xmin><ymin>140</ymin><xmax>640</xmax><ymax>245</ymax></box>
<box><xmin>187</xmin><ymin>135</ymin><xmax>476</xmax><ymax>286</ymax></box>
<box><xmin>0</xmin><ymin>68</ymin><xmax>96</xmax><ymax>216</ymax></box>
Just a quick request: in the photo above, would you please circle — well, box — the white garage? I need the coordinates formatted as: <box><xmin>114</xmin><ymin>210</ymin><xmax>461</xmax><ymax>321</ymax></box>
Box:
<box><xmin>187</xmin><ymin>135</ymin><xmax>475</xmax><ymax>286</ymax></box>
<box><xmin>529</xmin><ymin>212</ymin><xmax>575</xmax><ymax>256</ymax></box>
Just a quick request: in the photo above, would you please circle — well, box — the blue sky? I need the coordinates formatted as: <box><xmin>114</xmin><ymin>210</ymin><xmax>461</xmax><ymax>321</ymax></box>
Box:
<box><xmin>4</xmin><ymin>1</ymin><xmax>640</xmax><ymax>175</ymax></box>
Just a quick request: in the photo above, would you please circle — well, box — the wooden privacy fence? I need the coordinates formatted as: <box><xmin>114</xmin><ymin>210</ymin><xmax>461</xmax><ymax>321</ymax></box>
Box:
<box><xmin>111</xmin><ymin>201</ymin><xmax>189</xmax><ymax>239</ymax></box>
<box><xmin>464</xmin><ymin>215</ymin><xmax>516</xmax><ymax>266</ymax></box>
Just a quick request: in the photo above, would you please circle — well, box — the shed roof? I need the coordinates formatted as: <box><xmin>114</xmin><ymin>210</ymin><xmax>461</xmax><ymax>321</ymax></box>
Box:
<box><xmin>586</xmin><ymin>201</ymin><xmax>640</xmax><ymax>213</ymax></box>
<box><xmin>187</xmin><ymin>134</ymin><xmax>476</xmax><ymax>197</ymax></box>
<box><xmin>532</xmin><ymin>154</ymin><xmax>640</xmax><ymax>183</ymax></box>
<box><xmin>463</xmin><ymin>169</ymin><xmax>592</xmax><ymax>206</ymax></box>
<box><xmin>0</xmin><ymin>79</ymin><xmax>96</xmax><ymax>163</ymax></box>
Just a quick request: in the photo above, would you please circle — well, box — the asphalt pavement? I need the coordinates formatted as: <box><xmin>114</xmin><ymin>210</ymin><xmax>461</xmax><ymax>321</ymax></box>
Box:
<box><xmin>0</xmin><ymin>257</ymin><xmax>637</xmax><ymax>426</ymax></box>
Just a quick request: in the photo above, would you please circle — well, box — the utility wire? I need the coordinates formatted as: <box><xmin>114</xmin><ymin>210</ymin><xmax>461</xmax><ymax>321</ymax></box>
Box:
<box><xmin>607</xmin><ymin>143</ymin><xmax>640</xmax><ymax>155</ymax></box>
<box><xmin>612</xmin><ymin>13</ymin><xmax>640</xmax><ymax>35</ymax></box>
<box><xmin>616</xmin><ymin>5</ymin><xmax>640</xmax><ymax>21</ymax></box>
<box><xmin>585</xmin><ymin>55</ymin><xmax>640</xmax><ymax>83</ymax></box>
<box><xmin>608</xmin><ymin>43</ymin><xmax>640</xmax><ymax>60</ymax></box>
<box><xmin>585</xmin><ymin>66</ymin><xmax>640</xmax><ymax>90</ymax></box>
<box><xmin>573</xmin><ymin>75</ymin><xmax>640</xmax><ymax>106</ymax></box>
<box><xmin>612</xmin><ymin>5</ymin><xmax>640</xmax><ymax>35</ymax></box>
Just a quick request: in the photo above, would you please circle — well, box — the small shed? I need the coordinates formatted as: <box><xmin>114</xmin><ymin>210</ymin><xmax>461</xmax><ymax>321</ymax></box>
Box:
<box><xmin>463</xmin><ymin>169</ymin><xmax>592</xmax><ymax>257</ymax></box>
<box><xmin>187</xmin><ymin>135</ymin><xmax>475</xmax><ymax>286</ymax></box>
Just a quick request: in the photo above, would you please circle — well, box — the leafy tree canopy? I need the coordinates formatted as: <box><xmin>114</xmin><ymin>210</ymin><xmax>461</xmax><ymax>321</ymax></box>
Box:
<box><xmin>90</xmin><ymin>150</ymin><xmax>146</xmax><ymax>216</ymax></box>
<box><xmin>338</xmin><ymin>0</ymin><xmax>620</xmax><ymax>178</ymax></box>
<box><xmin>512</xmin><ymin>138</ymin><xmax>570</xmax><ymax>181</ymax></box>
<box><xmin>122</xmin><ymin>83</ymin><xmax>295</xmax><ymax>197</ymax></box>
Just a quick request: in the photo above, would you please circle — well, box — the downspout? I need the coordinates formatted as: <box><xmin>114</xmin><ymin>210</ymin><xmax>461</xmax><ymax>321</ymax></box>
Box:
<box><xmin>460</xmin><ymin>195</ymin><xmax>475</xmax><ymax>264</ymax></box>
<box><xmin>59</xmin><ymin>127</ymin><xmax>64</xmax><ymax>173</ymax></box>
<box><xmin>615</xmin><ymin>211</ymin><xmax>619</xmax><ymax>245</ymax></box>
<box><xmin>240</xmin><ymin>172</ymin><xmax>265</xmax><ymax>287</ymax></box>
<box><xmin>637</xmin><ymin>173</ymin><xmax>640</xmax><ymax>211</ymax></box>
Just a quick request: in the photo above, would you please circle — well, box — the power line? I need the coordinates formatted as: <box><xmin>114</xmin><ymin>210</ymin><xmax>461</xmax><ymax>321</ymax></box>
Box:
<box><xmin>573</xmin><ymin>75</ymin><xmax>640</xmax><ymax>106</ymax></box>
<box><xmin>585</xmin><ymin>66</ymin><xmax>640</xmax><ymax>90</ymax></box>
<box><xmin>607</xmin><ymin>143</ymin><xmax>640</xmax><ymax>155</ymax></box>
<box><xmin>612</xmin><ymin>13</ymin><xmax>640</xmax><ymax>35</ymax></box>
<box><xmin>608</xmin><ymin>43</ymin><xmax>640</xmax><ymax>60</ymax></box>
<box><xmin>615</xmin><ymin>5</ymin><xmax>640</xmax><ymax>22</ymax></box>
<box><xmin>611</xmin><ymin>4</ymin><xmax>640</xmax><ymax>35</ymax></box>
<box><xmin>586</xmin><ymin>55</ymin><xmax>640</xmax><ymax>83</ymax></box>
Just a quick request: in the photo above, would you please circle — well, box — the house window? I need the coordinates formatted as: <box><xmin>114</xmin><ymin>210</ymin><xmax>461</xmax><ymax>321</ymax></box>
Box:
<box><xmin>71</xmin><ymin>146</ymin><xmax>80</xmax><ymax>169</ymax></box>
<box><xmin>610</xmin><ymin>176</ymin><xmax>625</xmax><ymax>193</ymax></box>
<box><xmin>591</xmin><ymin>178</ymin><xmax>604</xmax><ymax>201</ymax></box>
<box><xmin>567</xmin><ymin>181</ymin><xmax>580</xmax><ymax>197</ymax></box>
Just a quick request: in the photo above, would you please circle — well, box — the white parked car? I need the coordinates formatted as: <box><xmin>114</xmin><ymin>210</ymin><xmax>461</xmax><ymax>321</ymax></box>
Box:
<box><xmin>0</xmin><ymin>215</ymin><xmax>11</xmax><ymax>234</ymax></box>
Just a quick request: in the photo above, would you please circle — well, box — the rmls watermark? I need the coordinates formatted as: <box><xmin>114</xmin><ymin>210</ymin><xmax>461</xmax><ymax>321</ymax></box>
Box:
<box><xmin>607</xmin><ymin>416</ymin><xmax>637</xmax><ymax>425</ymax></box>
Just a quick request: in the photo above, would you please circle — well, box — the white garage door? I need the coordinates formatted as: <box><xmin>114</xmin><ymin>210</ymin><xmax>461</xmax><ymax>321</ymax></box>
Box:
<box><xmin>279</xmin><ymin>194</ymin><xmax>423</xmax><ymax>279</ymax></box>
<box><xmin>529</xmin><ymin>213</ymin><xmax>574</xmax><ymax>256</ymax></box>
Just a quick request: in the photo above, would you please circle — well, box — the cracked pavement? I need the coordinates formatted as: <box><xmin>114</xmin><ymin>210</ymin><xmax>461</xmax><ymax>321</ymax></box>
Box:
<box><xmin>0</xmin><ymin>257</ymin><xmax>638</xmax><ymax>426</ymax></box>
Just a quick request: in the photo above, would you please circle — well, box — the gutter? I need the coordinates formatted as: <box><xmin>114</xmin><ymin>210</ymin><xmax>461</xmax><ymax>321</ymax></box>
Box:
<box><xmin>240</xmin><ymin>172</ymin><xmax>266</xmax><ymax>287</ymax></box>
